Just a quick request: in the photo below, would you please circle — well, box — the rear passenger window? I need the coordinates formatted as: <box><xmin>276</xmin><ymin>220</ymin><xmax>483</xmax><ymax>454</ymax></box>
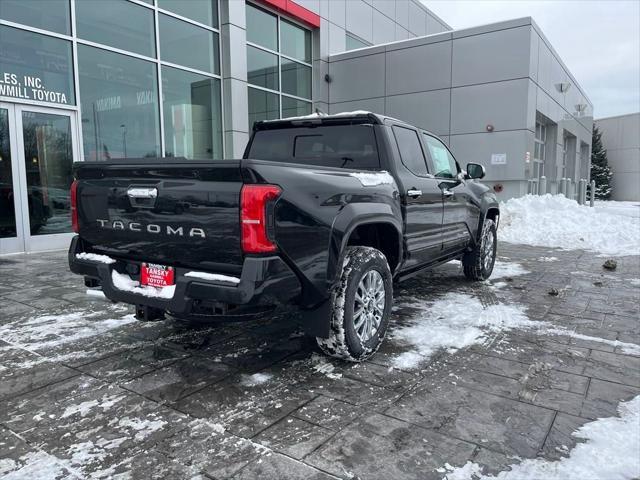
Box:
<box><xmin>392</xmin><ymin>126</ymin><xmax>429</xmax><ymax>176</ymax></box>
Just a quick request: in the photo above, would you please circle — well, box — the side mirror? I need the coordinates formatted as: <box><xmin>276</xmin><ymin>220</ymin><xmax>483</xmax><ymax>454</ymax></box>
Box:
<box><xmin>466</xmin><ymin>163</ymin><xmax>485</xmax><ymax>179</ymax></box>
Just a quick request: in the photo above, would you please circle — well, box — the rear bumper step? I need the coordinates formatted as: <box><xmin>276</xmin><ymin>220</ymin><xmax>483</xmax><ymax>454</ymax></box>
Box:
<box><xmin>68</xmin><ymin>236</ymin><xmax>300</xmax><ymax>316</ymax></box>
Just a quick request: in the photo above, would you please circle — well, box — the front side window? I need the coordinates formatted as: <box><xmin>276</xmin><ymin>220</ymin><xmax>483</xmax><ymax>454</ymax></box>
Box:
<box><xmin>78</xmin><ymin>44</ymin><xmax>160</xmax><ymax>160</ymax></box>
<box><xmin>75</xmin><ymin>0</ymin><xmax>156</xmax><ymax>58</ymax></box>
<box><xmin>392</xmin><ymin>126</ymin><xmax>428</xmax><ymax>176</ymax></box>
<box><xmin>423</xmin><ymin>134</ymin><xmax>457</xmax><ymax>178</ymax></box>
<box><xmin>162</xmin><ymin>66</ymin><xmax>222</xmax><ymax>160</ymax></box>
<box><xmin>0</xmin><ymin>25</ymin><xmax>75</xmax><ymax>106</ymax></box>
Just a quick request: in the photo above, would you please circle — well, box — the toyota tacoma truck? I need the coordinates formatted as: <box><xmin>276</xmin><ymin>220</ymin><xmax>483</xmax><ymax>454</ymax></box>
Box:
<box><xmin>69</xmin><ymin>112</ymin><xmax>499</xmax><ymax>361</ymax></box>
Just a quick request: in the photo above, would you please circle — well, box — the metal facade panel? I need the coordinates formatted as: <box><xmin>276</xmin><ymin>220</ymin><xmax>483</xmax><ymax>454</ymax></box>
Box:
<box><xmin>451</xmin><ymin>25</ymin><xmax>532</xmax><ymax>87</ymax></box>
<box><xmin>385</xmin><ymin>89</ymin><xmax>451</xmax><ymax>135</ymax></box>
<box><xmin>385</xmin><ymin>40</ymin><xmax>452</xmax><ymax>95</ymax></box>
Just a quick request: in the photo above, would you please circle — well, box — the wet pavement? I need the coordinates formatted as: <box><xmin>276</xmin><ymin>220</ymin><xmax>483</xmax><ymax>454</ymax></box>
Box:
<box><xmin>0</xmin><ymin>244</ymin><xmax>638</xmax><ymax>479</ymax></box>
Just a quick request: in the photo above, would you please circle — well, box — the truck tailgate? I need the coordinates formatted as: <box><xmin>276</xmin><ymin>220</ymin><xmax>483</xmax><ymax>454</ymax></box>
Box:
<box><xmin>74</xmin><ymin>160</ymin><xmax>244</xmax><ymax>269</ymax></box>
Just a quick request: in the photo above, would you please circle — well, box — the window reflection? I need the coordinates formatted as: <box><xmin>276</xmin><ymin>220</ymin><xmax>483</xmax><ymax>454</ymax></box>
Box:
<box><xmin>162</xmin><ymin>66</ymin><xmax>223</xmax><ymax>160</ymax></box>
<box><xmin>246</xmin><ymin>4</ymin><xmax>278</xmax><ymax>51</ymax></box>
<box><xmin>0</xmin><ymin>108</ymin><xmax>17</xmax><ymax>238</ymax></box>
<box><xmin>282</xmin><ymin>96</ymin><xmax>312</xmax><ymax>118</ymax></box>
<box><xmin>0</xmin><ymin>25</ymin><xmax>75</xmax><ymax>106</ymax></box>
<box><xmin>159</xmin><ymin>14</ymin><xmax>219</xmax><ymax>74</ymax></box>
<box><xmin>0</xmin><ymin>0</ymin><xmax>71</xmax><ymax>35</ymax></box>
<box><xmin>158</xmin><ymin>0</ymin><xmax>218</xmax><ymax>28</ymax></box>
<box><xmin>21</xmin><ymin>111</ymin><xmax>73</xmax><ymax>235</ymax></box>
<box><xmin>281</xmin><ymin>59</ymin><xmax>311</xmax><ymax>99</ymax></box>
<box><xmin>248</xmin><ymin>88</ymin><xmax>279</xmax><ymax>128</ymax></box>
<box><xmin>247</xmin><ymin>46</ymin><xmax>279</xmax><ymax>90</ymax></box>
<box><xmin>78</xmin><ymin>45</ymin><xmax>160</xmax><ymax>160</ymax></box>
<box><xmin>75</xmin><ymin>0</ymin><xmax>156</xmax><ymax>58</ymax></box>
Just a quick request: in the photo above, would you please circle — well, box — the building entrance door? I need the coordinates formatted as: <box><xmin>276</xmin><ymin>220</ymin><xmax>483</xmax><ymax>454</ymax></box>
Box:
<box><xmin>0</xmin><ymin>102</ymin><xmax>79</xmax><ymax>254</ymax></box>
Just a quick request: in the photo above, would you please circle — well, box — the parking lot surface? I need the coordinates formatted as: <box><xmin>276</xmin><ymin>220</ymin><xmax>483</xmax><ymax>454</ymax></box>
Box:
<box><xmin>1</xmin><ymin>244</ymin><xmax>638</xmax><ymax>479</ymax></box>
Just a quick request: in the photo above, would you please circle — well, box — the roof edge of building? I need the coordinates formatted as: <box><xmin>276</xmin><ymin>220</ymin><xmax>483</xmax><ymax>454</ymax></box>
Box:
<box><xmin>595</xmin><ymin>112</ymin><xmax>640</xmax><ymax>122</ymax></box>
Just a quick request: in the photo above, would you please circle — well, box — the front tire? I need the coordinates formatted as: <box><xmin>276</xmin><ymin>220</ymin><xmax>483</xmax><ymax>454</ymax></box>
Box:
<box><xmin>316</xmin><ymin>246</ymin><xmax>393</xmax><ymax>362</ymax></box>
<box><xmin>463</xmin><ymin>218</ymin><xmax>497</xmax><ymax>281</ymax></box>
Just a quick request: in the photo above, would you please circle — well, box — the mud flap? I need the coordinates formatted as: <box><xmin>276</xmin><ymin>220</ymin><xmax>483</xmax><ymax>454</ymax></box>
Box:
<box><xmin>301</xmin><ymin>299</ymin><xmax>331</xmax><ymax>338</ymax></box>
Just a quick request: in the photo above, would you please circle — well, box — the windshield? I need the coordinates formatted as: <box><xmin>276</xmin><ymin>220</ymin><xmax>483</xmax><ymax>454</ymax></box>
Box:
<box><xmin>248</xmin><ymin>124</ymin><xmax>380</xmax><ymax>169</ymax></box>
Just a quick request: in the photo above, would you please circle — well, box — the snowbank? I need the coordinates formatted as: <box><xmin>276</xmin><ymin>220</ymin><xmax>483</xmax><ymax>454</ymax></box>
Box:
<box><xmin>499</xmin><ymin>195</ymin><xmax>640</xmax><ymax>257</ymax></box>
<box><xmin>442</xmin><ymin>395</ymin><xmax>640</xmax><ymax>480</ymax></box>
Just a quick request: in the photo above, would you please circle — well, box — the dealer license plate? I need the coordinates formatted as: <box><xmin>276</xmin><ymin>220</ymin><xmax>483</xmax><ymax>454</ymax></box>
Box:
<box><xmin>140</xmin><ymin>263</ymin><xmax>175</xmax><ymax>287</ymax></box>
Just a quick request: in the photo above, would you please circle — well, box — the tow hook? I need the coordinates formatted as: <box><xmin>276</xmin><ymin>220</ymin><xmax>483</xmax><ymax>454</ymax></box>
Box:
<box><xmin>135</xmin><ymin>305</ymin><xmax>165</xmax><ymax>321</ymax></box>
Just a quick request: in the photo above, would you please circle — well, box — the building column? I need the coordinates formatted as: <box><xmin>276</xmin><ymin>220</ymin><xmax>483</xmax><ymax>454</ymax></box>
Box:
<box><xmin>220</xmin><ymin>0</ymin><xmax>249</xmax><ymax>158</ymax></box>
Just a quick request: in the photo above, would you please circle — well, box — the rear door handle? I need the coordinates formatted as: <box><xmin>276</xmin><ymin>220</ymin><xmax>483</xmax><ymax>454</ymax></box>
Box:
<box><xmin>407</xmin><ymin>189</ymin><xmax>422</xmax><ymax>198</ymax></box>
<box><xmin>443</xmin><ymin>189</ymin><xmax>454</xmax><ymax>197</ymax></box>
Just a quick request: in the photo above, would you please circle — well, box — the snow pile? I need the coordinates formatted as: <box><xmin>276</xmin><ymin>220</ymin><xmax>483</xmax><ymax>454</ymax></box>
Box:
<box><xmin>75</xmin><ymin>252</ymin><xmax>116</xmax><ymax>264</ymax></box>
<box><xmin>185</xmin><ymin>271</ymin><xmax>240</xmax><ymax>284</ymax></box>
<box><xmin>499</xmin><ymin>195</ymin><xmax>640</xmax><ymax>257</ymax></box>
<box><xmin>311</xmin><ymin>353</ymin><xmax>343</xmax><ymax>379</ymax></box>
<box><xmin>392</xmin><ymin>293</ymin><xmax>535</xmax><ymax>369</ymax></box>
<box><xmin>391</xmin><ymin>292</ymin><xmax>640</xmax><ymax>369</ymax></box>
<box><xmin>349</xmin><ymin>171</ymin><xmax>396</xmax><ymax>187</ymax></box>
<box><xmin>111</xmin><ymin>270</ymin><xmax>176</xmax><ymax>299</ymax></box>
<box><xmin>441</xmin><ymin>395</ymin><xmax>640</xmax><ymax>480</ymax></box>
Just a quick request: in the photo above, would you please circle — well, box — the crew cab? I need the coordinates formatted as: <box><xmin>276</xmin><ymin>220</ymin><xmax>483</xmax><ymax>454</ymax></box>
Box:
<box><xmin>69</xmin><ymin>112</ymin><xmax>499</xmax><ymax>361</ymax></box>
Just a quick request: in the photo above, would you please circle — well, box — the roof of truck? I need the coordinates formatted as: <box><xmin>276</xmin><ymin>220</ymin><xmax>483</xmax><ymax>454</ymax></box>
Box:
<box><xmin>253</xmin><ymin>110</ymin><xmax>439</xmax><ymax>138</ymax></box>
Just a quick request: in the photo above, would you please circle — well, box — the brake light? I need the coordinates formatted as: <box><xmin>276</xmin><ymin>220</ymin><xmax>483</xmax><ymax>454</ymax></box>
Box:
<box><xmin>70</xmin><ymin>179</ymin><xmax>79</xmax><ymax>233</ymax></box>
<box><xmin>241</xmin><ymin>184</ymin><xmax>281</xmax><ymax>253</ymax></box>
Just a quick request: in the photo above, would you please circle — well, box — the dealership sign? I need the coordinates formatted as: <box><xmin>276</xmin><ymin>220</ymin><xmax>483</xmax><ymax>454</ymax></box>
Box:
<box><xmin>0</xmin><ymin>72</ymin><xmax>69</xmax><ymax>104</ymax></box>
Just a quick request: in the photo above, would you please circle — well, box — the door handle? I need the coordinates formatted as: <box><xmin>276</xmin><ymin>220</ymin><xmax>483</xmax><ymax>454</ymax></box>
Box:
<box><xmin>407</xmin><ymin>189</ymin><xmax>422</xmax><ymax>198</ymax></box>
<box><xmin>442</xmin><ymin>189</ymin><xmax>454</xmax><ymax>197</ymax></box>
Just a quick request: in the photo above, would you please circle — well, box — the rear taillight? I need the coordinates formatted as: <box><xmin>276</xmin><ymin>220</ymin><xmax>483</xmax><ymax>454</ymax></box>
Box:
<box><xmin>240</xmin><ymin>184</ymin><xmax>281</xmax><ymax>253</ymax></box>
<box><xmin>70</xmin><ymin>179</ymin><xmax>79</xmax><ymax>233</ymax></box>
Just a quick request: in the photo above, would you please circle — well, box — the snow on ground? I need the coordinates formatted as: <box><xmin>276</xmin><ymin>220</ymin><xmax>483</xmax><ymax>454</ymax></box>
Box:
<box><xmin>441</xmin><ymin>395</ymin><xmax>640</xmax><ymax>480</ymax></box>
<box><xmin>499</xmin><ymin>195</ymin><xmax>640</xmax><ymax>257</ymax></box>
<box><xmin>240</xmin><ymin>372</ymin><xmax>273</xmax><ymax>387</ymax></box>
<box><xmin>391</xmin><ymin>292</ymin><xmax>640</xmax><ymax>370</ymax></box>
<box><xmin>0</xmin><ymin>308</ymin><xmax>134</xmax><ymax>353</ymax></box>
<box><xmin>490</xmin><ymin>261</ymin><xmax>530</xmax><ymax>279</ymax></box>
<box><xmin>392</xmin><ymin>294</ymin><xmax>535</xmax><ymax>369</ymax></box>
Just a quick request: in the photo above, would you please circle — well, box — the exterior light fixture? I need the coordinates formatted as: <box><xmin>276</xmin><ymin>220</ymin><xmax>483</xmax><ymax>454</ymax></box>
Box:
<box><xmin>555</xmin><ymin>82</ymin><xmax>572</xmax><ymax>93</ymax></box>
<box><xmin>324</xmin><ymin>74</ymin><xmax>332</xmax><ymax>83</ymax></box>
<box><xmin>575</xmin><ymin>103</ymin><xmax>588</xmax><ymax>114</ymax></box>
<box><xmin>486</xmin><ymin>124</ymin><xmax>494</xmax><ymax>132</ymax></box>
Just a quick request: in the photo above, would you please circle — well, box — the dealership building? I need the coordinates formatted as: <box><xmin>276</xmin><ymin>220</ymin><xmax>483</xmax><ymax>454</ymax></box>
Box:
<box><xmin>0</xmin><ymin>0</ymin><xmax>593</xmax><ymax>255</ymax></box>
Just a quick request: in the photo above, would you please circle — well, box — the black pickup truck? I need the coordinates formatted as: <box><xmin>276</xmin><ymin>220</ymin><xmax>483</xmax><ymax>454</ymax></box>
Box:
<box><xmin>69</xmin><ymin>112</ymin><xmax>499</xmax><ymax>361</ymax></box>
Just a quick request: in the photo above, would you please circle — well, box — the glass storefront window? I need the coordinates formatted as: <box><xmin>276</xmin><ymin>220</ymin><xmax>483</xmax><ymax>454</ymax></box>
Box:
<box><xmin>162</xmin><ymin>66</ymin><xmax>222</xmax><ymax>160</ymax></box>
<box><xmin>21</xmin><ymin>111</ymin><xmax>73</xmax><ymax>235</ymax></box>
<box><xmin>282</xmin><ymin>96</ymin><xmax>312</xmax><ymax>118</ymax></box>
<box><xmin>0</xmin><ymin>0</ymin><xmax>71</xmax><ymax>35</ymax></box>
<box><xmin>246</xmin><ymin>3</ymin><xmax>277</xmax><ymax>51</ymax></box>
<box><xmin>281</xmin><ymin>20</ymin><xmax>311</xmax><ymax>63</ymax></box>
<box><xmin>281</xmin><ymin>59</ymin><xmax>311</xmax><ymax>99</ymax></box>
<box><xmin>158</xmin><ymin>0</ymin><xmax>218</xmax><ymax>28</ymax></box>
<box><xmin>159</xmin><ymin>14</ymin><xmax>219</xmax><ymax>74</ymax></box>
<box><xmin>248</xmin><ymin>87</ymin><xmax>279</xmax><ymax>128</ymax></box>
<box><xmin>75</xmin><ymin>0</ymin><xmax>156</xmax><ymax>58</ymax></box>
<box><xmin>0</xmin><ymin>108</ymin><xmax>17</xmax><ymax>238</ymax></box>
<box><xmin>0</xmin><ymin>26</ymin><xmax>75</xmax><ymax>106</ymax></box>
<box><xmin>247</xmin><ymin>46</ymin><xmax>278</xmax><ymax>91</ymax></box>
<box><xmin>78</xmin><ymin>44</ymin><xmax>160</xmax><ymax>160</ymax></box>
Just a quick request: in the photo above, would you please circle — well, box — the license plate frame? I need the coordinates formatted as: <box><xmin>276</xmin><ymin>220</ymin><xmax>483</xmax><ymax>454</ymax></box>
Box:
<box><xmin>140</xmin><ymin>262</ymin><xmax>175</xmax><ymax>288</ymax></box>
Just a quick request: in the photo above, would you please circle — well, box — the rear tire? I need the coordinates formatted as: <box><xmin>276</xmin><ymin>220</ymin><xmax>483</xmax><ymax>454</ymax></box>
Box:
<box><xmin>316</xmin><ymin>246</ymin><xmax>393</xmax><ymax>362</ymax></box>
<box><xmin>463</xmin><ymin>218</ymin><xmax>497</xmax><ymax>281</ymax></box>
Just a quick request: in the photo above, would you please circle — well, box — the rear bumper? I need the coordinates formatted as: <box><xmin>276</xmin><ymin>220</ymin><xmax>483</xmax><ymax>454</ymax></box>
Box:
<box><xmin>68</xmin><ymin>236</ymin><xmax>300</xmax><ymax>315</ymax></box>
